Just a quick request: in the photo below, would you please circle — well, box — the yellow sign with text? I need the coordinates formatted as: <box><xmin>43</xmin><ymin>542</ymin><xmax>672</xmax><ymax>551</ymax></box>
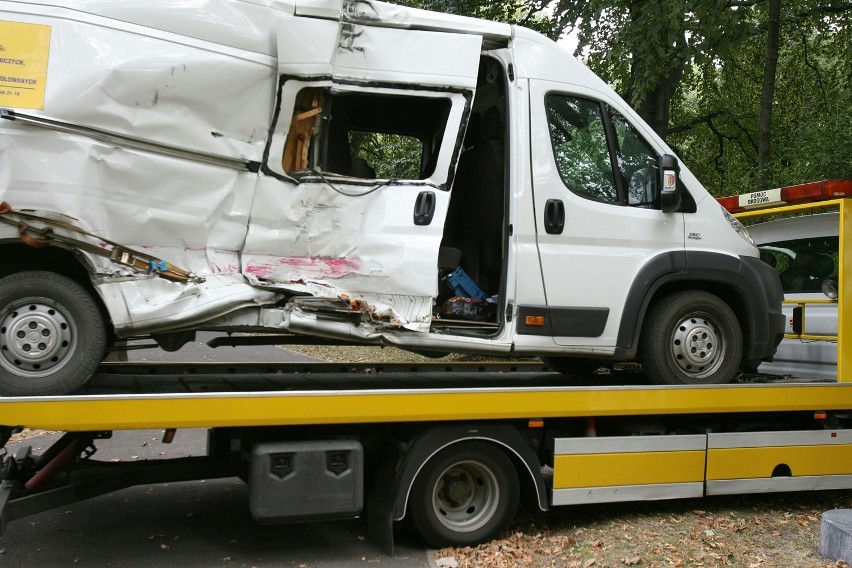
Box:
<box><xmin>0</xmin><ymin>21</ymin><xmax>51</xmax><ymax>109</ymax></box>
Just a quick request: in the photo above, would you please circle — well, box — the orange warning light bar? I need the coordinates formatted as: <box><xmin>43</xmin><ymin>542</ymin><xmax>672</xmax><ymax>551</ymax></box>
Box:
<box><xmin>718</xmin><ymin>179</ymin><xmax>852</xmax><ymax>213</ymax></box>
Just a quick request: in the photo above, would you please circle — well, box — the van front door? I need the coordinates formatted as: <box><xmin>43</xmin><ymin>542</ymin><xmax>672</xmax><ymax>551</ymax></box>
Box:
<box><xmin>526</xmin><ymin>80</ymin><xmax>685</xmax><ymax>349</ymax></box>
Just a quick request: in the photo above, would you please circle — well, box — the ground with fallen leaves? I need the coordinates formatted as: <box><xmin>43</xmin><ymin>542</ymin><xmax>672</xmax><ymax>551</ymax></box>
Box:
<box><xmin>434</xmin><ymin>491</ymin><xmax>852</xmax><ymax>568</ymax></box>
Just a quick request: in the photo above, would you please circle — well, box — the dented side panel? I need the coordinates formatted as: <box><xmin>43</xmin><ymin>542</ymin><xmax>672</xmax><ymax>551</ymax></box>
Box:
<box><xmin>0</xmin><ymin>4</ymin><xmax>284</xmax><ymax>333</ymax></box>
<box><xmin>0</xmin><ymin>0</ymin><xmax>483</xmax><ymax>338</ymax></box>
<box><xmin>3</xmin><ymin>4</ymin><xmax>277</xmax><ymax>160</ymax></box>
<box><xmin>242</xmin><ymin>175</ymin><xmax>450</xmax><ymax>329</ymax></box>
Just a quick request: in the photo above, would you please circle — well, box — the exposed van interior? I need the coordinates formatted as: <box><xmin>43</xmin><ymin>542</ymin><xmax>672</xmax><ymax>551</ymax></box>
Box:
<box><xmin>435</xmin><ymin>56</ymin><xmax>508</xmax><ymax>335</ymax></box>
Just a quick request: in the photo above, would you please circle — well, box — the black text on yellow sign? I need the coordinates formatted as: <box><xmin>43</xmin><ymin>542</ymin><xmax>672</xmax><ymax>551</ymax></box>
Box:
<box><xmin>0</xmin><ymin>20</ymin><xmax>51</xmax><ymax>110</ymax></box>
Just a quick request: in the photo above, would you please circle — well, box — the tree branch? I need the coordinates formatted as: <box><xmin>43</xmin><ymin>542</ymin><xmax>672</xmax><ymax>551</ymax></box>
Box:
<box><xmin>668</xmin><ymin>111</ymin><xmax>724</xmax><ymax>135</ymax></box>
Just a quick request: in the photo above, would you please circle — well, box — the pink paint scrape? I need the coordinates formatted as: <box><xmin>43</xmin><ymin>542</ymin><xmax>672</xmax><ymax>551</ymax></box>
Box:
<box><xmin>244</xmin><ymin>256</ymin><xmax>361</xmax><ymax>280</ymax></box>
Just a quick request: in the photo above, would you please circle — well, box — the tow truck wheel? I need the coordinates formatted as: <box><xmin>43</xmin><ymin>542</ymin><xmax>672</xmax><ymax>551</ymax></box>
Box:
<box><xmin>409</xmin><ymin>441</ymin><xmax>519</xmax><ymax>548</ymax></box>
<box><xmin>0</xmin><ymin>271</ymin><xmax>106</xmax><ymax>396</ymax></box>
<box><xmin>640</xmin><ymin>291</ymin><xmax>742</xmax><ymax>385</ymax></box>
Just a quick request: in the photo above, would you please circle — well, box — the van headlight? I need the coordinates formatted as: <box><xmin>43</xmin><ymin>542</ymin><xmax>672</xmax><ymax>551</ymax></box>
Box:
<box><xmin>720</xmin><ymin>205</ymin><xmax>755</xmax><ymax>246</ymax></box>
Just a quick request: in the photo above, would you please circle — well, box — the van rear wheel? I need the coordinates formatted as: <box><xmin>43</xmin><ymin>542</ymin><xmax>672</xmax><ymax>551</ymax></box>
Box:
<box><xmin>640</xmin><ymin>291</ymin><xmax>742</xmax><ymax>385</ymax></box>
<box><xmin>0</xmin><ymin>271</ymin><xmax>106</xmax><ymax>396</ymax></box>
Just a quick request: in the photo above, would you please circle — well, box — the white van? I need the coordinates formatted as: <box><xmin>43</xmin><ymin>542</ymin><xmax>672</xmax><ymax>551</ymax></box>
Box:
<box><xmin>0</xmin><ymin>0</ymin><xmax>784</xmax><ymax>395</ymax></box>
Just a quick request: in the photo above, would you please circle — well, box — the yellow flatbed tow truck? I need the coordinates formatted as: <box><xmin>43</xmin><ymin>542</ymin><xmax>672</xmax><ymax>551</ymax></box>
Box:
<box><xmin>2</xmin><ymin>185</ymin><xmax>852</xmax><ymax>552</ymax></box>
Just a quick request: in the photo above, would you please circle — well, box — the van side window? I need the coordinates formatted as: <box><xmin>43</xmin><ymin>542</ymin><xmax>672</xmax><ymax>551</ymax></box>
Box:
<box><xmin>608</xmin><ymin>110</ymin><xmax>658</xmax><ymax>207</ymax></box>
<box><xmin>545</xmin><ymin>94</ymin><xmax>660</xmax><ymax>208</ymax></box>
<box><xmin>283</xmin><ymin>87</ymin><xmax>451</xmax><ymax>180</ymax></box>
<box><xmin>545</xmin><ymin>96</ymin><xmax>617</xmax><ymax>203</ymax></box>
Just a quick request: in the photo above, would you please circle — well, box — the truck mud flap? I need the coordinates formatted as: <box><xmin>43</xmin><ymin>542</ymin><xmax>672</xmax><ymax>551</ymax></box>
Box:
<box><xmin>0</xmin><ymin>480</ymin><xmax>12</xmax><ymax>534</ymax></box>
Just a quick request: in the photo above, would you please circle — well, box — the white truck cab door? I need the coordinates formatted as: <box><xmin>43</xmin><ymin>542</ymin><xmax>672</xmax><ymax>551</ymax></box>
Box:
<box><xmin>525</xmin><ymin>80</ymin><xmax>685</xmax><ymax>349</ymax></box>
<box><xmin>240</xmin><ymin>16</ymin><xmax>481</xmax><ymax>331</ymax></box>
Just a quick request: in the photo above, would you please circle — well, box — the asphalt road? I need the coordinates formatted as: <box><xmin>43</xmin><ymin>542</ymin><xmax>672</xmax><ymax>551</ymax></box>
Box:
<box><xmin>0</xmin><ymin>430</ymin><xmax>433</xmax><ymax>568</ymax></box>
<box><xmin>1</xmin><ymin>336</ymin><xmax>434</xmax><ymax>567</ymax></box>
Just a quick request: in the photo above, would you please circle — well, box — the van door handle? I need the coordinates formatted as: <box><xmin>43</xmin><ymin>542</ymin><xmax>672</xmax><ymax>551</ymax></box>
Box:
<box><xmin>544</xmin><ymin>199</ymin><xmax>564</xmax><ymax>234</ymax></box>
<box><xmin>413</xmin><ymin>191</ymin><xmax>436</xmax><ymax>225</ymax></box>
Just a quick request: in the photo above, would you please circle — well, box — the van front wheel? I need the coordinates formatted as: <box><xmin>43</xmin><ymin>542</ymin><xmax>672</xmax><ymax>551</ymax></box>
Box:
<box><xmin>640</xmin><ymin>291</ymin><xmax>742</xmax><ymax>385</ymax></box>
<box><xmin>0</xmin><ymin>271</ymin><xmax>106</xmax><ymax>396</ymax></box>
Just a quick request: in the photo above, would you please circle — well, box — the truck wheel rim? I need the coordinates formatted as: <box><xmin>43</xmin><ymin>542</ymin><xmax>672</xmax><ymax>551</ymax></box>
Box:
<box><xmin>431</xmin><ymin>460</ymin><xmax>500</xmax><ymax>533</ymax></box>
<box><xmin>0</xmin><ymin>297</ymin><xmax>75</xmax><ymax>378</ymax></box>
<box><xmin>670</xmin><ymin>314</ymin><xmax>724</xmax><ymax>379</ymax></box>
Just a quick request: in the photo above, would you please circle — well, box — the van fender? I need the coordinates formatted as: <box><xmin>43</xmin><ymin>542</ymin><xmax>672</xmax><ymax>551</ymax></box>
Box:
<box><xmin>614</xmin><ymin>251</ymin><xmax>784</xmax><ymax>361</ymax></box>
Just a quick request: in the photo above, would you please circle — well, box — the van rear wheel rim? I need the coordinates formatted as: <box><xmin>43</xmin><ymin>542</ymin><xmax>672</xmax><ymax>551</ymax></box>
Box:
<box><xmin>0</xmin><ymin>297</ymin><xmax>75</xmax><ymax>378</ymax></box>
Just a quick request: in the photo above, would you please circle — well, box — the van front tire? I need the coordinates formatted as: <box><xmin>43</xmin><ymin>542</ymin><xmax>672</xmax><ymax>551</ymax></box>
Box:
<box><xmin>0</xmin><ymin>271</ymin><xmax>106</xmax><ymax>396</ymax></box>
<box><xmin>640</xmin><ymin>291</ymin><xmax>742</xmax><ymax>385</ymax></box>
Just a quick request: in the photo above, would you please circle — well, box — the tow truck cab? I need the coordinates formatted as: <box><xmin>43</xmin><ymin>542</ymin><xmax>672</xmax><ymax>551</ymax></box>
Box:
<box><xmin>0</xmin><ymin>0</ymin><xmax>783</xmax><ymax>395</ymax></box>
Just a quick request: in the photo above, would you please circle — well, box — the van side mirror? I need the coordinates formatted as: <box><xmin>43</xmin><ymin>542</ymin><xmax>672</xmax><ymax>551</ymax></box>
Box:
<box><xmin>659</xmin><ymin>154</ymin><xmax>682</xmax><ymax>213</ymax></box>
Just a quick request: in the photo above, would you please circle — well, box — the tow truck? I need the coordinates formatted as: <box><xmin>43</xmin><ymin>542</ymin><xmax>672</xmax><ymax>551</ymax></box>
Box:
<box><xmin>1</xmin><ymin>178</ymin><xmax>851</xmax><ymax>551</ymax></box>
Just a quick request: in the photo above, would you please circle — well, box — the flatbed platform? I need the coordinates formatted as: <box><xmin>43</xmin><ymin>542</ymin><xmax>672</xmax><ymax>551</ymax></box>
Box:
<box><xmin>1</xmin><ymin>362</ymin><xmax>849</xmax><ymax>431</ymax></box>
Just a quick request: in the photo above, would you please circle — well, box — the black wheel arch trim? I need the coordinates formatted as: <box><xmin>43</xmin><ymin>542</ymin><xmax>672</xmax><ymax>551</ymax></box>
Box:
<box><xmin>614</xmin><ymin>250</ymin><xmax>785</xmax><ymax>362</ymax></box>
<box><xmin>390</xmin><ymin>424</ymin><xmax>547</xmax><ymax>521</ymax></box>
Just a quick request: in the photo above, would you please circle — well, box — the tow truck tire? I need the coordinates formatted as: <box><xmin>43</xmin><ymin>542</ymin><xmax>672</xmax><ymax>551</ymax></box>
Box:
<box><xmin>0</xmin><ymin>271</ymin><xmax>106</xmax><ymax>396</ymax></box>
<box><xmin>640</xmin><ymin>290</ymin><xmax>742</xmax><ymax>385</ymax></box>
<box><xmin>409</xmin><ymin>441</ymin><xmax>519</xmax><ymax>548</ymax></box>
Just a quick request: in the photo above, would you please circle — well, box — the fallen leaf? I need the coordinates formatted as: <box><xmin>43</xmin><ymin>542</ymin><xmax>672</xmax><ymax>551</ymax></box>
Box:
<box><xmin>583</xmin><ymin>559</ymin><xmax>597</xmax><ymax>567</ymax></box>
<box><xmin>623</xmin><ymin>555</ymin><xmax>642</xmax><ymax>565</ymax></box>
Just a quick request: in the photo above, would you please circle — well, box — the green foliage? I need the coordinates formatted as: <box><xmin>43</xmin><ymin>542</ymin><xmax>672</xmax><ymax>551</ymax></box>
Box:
<box><xmin>387</xmin><ymin>0</ymin><xmax>850</xmax><ymax>195</ymax></box>
<box><xmin>350</xmin><ymin>132</ymin><xmax>422</xmax><ymax>180</ymax></box>
<box><xmin>550</xmin><ymin>1</ymin><xmax>752</xmax><ymax>114</ymax></box>
<box><xmin>669</xmin><ymin>2</ymin><xmax>852</xmax><ymax>195</ymax></box>
<box><xmin>393</xmin><ymin>0</ymin><xmax>554</xmax><ymax>37</ymax></box>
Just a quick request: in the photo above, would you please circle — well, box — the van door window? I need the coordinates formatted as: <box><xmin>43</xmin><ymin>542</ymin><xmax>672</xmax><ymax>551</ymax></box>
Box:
<box><xmin>282</xmin><ymin>87</ymin><xmax>451</xmax><ymax>181</ymax></box>
<box><xmin>545</xmin><ymin>94</ymin><xmax>660</xmax><ymax>208</ymax></box>
<box><xmin>608</xmin><ymin>110</ymin><xmax>658</xmax><ymax>207</ymax></box>
<box><xmin>545</xmin><ymin>96</ymin><xmax>617</xmax><ymax>203</ymax></box>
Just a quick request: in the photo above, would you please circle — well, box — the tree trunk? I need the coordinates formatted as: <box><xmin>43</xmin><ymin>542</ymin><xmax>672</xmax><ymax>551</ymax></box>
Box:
<box><xmin>757</xmin><ymin>0</ymin><xmax>781</xmax><ymax>192</ymax></box>
<box><xmin>636</xmin><ymin>61</ymin><xmax>685</xmax><ymax>141</ymax></box>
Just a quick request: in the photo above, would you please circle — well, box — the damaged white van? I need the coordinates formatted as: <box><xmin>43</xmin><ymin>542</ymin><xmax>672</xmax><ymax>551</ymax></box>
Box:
<box><xmin>0</xmin><ymin>0</ymin><xmax>784</xmax><ymax>395</ymax></box>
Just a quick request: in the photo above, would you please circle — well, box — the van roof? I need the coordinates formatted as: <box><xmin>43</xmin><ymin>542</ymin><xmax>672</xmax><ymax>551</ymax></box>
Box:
<box><xmin>295</xmin><ymin>0</ymin><xmax>512</xmax><ymax>47</ymax></box>
<box><xmin>16</xmin><ymin>0</ymin><xmax>511</xmax><ymax>56</ymax></box>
